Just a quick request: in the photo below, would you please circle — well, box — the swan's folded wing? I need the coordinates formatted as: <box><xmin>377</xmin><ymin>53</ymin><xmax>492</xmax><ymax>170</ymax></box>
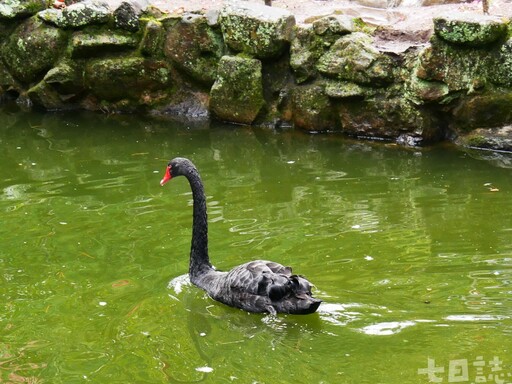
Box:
<box><xmin>225</xmin><ymin>261</ymin><xmax>279</xmax><ymax>296</ymax></box>
<box><xmin>225</xmin><ymin>263</ymin><xmax>263</xmax><ymax>295</ymax></box>
<box><xmin>225</xmin><ymin>260</ymin><xmax>294</xmax><ymax>299</ymax></box>
<box><xmin>264</xmin><ymin>261</ymin><xmax>292</xmax><ymax>276</ymax></box>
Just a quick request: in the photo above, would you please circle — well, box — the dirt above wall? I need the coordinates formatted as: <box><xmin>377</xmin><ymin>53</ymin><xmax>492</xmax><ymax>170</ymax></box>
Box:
<box><xmin>152</xmin><ymin>0</ymin><xmax>512</xmax><ymax>52</ymax></box>
<box><xmin>153</xmin><ymin>0</ymin><xmax>512</xmax><ymax>30</ymax></box>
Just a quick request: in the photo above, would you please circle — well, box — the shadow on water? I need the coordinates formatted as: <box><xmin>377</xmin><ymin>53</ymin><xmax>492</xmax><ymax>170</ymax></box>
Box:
<box><xmin>167</xmin><ymin>274</ymin><xmax>328</xmax><ymax>380</ymax></box>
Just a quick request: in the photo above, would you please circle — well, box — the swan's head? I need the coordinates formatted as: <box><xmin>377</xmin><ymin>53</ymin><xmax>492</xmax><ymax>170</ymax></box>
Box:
<box><xmin>160</xmin><ymin>157</ymin><xmax>196</xmax><ymax>186</ymax></box>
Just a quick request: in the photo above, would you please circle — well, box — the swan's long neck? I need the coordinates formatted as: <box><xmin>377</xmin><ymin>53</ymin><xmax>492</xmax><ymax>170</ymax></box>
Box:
<box><xmin>185</xmin><ymin>166</ymin><xmax>212</xmax><ymax>280</ymax></box>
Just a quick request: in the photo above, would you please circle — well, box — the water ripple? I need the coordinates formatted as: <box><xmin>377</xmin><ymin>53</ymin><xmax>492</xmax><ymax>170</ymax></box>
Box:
<box><xmin>358</xmin><ymin>320</ymin><xmax>417</xmax><ymax>336</ymax></box>
<box><xmin>317</xmin><ymin>302</ymin><xmax>390</xmax><ymax>328</ymax></box>
<box><xmin>444</xmin><ymin>314</ymin><xmax>510</xmax><ymax>322</ymax></box>
<box><xmin>2</xmin><ymin>184</ymin><xmax>30</xmax><ymax>201</ymax></box>
<box><xmin>167</xmin><ymin>274</ymin><xmax>191</xmax><ymax>298</ymax></box>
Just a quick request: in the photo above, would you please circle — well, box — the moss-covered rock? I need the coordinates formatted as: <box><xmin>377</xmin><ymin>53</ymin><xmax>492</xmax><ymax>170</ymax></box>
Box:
<box><xmin>0</xmin><ymin>60</ymin><xmax>18</xmax><ymax>97</ymax></box>
<box><xmin>415</xmin><ymin>36</ymin><xmax>489</xmax><ymax>92</ymax></box>
<box><xmin>113</xmin><ymin>0</ymin><xmax>149</xmax><ymax>32</ymax></box>
<box><xmin>0</xmin><ymin>60</ymin><xmax>14</xmax><ymax>86</ymax></box>
<box><xmin>84</xmin><ymin>57</ymin><xmax>171</xmax><ymax>102</ymax></box>
<box><xmin>42</xmin><ymin>62</ymin><xmax>82</xmax><ymax>96</ymax></box>
<box><xmin>36</xmin><ymin>8</ymin><xmax>61</xmax><ymax>26</ymax></box>
<box><xmin>312</xmin><ymin>15</ymin><xmax>355</xmax><ymax>45</ymax></box>
<box><xmin>1</xmin><ymin>17</ymin><xmax>68</xmax><ymax>84</ymax></box>
<box><xmin>407</xmin><ymin>77</ymin><xmax>450</xmax><ymax>103</ymax></box>
<box><xmin>38</xmin><ymin>0</ymin><xmax>111</xmax><ymax>28</ymax></box>
<box><xmin>27</xmin><ymin>79</ymin><xmax>72</xmax><ymax>110</ymax></box>
<box><xmin>456</xmin><ymin>126</ymin><xmax>512</xmax><ymax>151</ymax></box>
<box><xmin>0</xmin><ymin>20</ymin><xmax>14</xmax><ymax>43</ymax></box>
<box><xmin>324</xmin><ymin>79</ymin><xmax>371</xmax><ymax>99</ymax></box>
<box><xmin>71</xmin><ymin>28</ymin><xmax>139</xmax><ymax>58</ymax></box>
<box><xmin>210</xmin><ymin>55</ymin><xmax>265</xmax><ymax>124</ymax></box>
<box><xmin>219</xmin><ymin>1</ymin><xmax>295</xmax><ymax>59</ymax></box>
<box><xmin>0</xmin><ymin>0</ymin><xmax>46</xmax><ymax>19</ymax></box>
<box><xmin>164</xmin><ymin>13</ymin><xmax>224</xmax><ymax>86</ymax></box>
<box><xmin>289</xmin><ymin>24</ymin><xmax>325</xmax><ymax>83</ymax></box>
<box><xmin>291</xmin><ymin>84</ymin><xmax>336</xmax><ymax>131</ymax></box>
<box><xmin>338</xmin><ymin>96</ymin><xmax>439</xmax><ymax>140</ymax></box>
<box><xmin>317</xmin><ymin>32</ymin><xmax>396</xmax><ymax>86</ymax></box>
<box><xmin>434</xmin><ymin>14</ymin><xmax>508</xmax><ymax>47</ymax></box>
<box><xmin>140</xmin><ymin>19</ymin><xmax>164</xmax><ymax>57</ymax></box>
<box><xmin>451</xmin><ymin>92</ymin><xmax>512</xmax><ymax>131</ymax></box>
<box><xmin>489</xmin><ymin>38</ymin><xmax>512</xmax><ymax>87</ymax></box>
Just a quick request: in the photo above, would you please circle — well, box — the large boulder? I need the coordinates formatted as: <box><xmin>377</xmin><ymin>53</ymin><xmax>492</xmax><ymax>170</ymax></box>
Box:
<box><xmin>414</xmin><ymin>36</ymin><xmax>489</xmax><ymax>92</ymax></box>
<box><xmin>317</xmin><ymin>32</ymin><xmax>395</xmax><ymax>86</ymax></box>
<box><xmin>451</xmin><ymin>92</ymin><xmax>512</xmax><ymax>131</ymax></box>
<box><xmin>210</xmin><ymin>55</ymin><xmax>265</xmax><ymax>124</ymax></box>
<box><xmin>1</xmin><ymin>17</ymin><xmax>68</xmax><ymax>84</ymax></box>
<box><xmin>219</xmin><ymin>1</ymin><xmax>295</xmax><ymax>59</ymax></box>
<box><xmin>434</xmin><ymin>14</ymin><xmax>508</xmax><ymax>47</ymax></box>
<box><xmin>164</xmin><ymin>13</ymin><xmax>224</xmax><ymax>86</ymax></box>
<box><xmin>338</xmin><ymin>96</ymin><xmax>439</xmax><ymax>141</ymax></box>
<box><xmin>84</xmin><ymin>57</ymin><xmax>171</xmax><ymax>102</ymax></box>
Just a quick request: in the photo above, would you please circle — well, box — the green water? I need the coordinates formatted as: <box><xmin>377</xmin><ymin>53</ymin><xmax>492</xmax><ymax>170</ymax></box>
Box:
<box><xmin>1</xmin><ymin>109</ymin><xmax>511</xmax><ymax>383</ymax></box>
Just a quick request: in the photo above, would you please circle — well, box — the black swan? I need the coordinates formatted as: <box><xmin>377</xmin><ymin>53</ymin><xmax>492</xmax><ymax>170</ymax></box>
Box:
<box><xmin>160</xmin><ymin>157</ymin><xmax>321</xmax><ymax>315</ymax></box>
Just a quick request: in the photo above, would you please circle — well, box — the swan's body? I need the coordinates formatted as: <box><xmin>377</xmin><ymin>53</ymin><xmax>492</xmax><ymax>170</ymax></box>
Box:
<box><xmin>160</xmin><ymin>157</ymin><xmax>321</xmax><ymax>315</ymax></box>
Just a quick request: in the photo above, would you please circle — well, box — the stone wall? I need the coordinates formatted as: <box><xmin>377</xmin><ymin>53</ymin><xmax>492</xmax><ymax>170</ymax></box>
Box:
<box><xmin>1</xmin><ymin>0</ymin><xmax>512</xmax><ymax>150</ymax></box>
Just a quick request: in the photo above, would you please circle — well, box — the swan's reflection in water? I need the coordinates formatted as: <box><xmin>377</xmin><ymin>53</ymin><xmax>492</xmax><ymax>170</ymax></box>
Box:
<box><xmin>166</xmin><ymin>274</ymin><xmax>329</xmax><ymax>381</ymax></box>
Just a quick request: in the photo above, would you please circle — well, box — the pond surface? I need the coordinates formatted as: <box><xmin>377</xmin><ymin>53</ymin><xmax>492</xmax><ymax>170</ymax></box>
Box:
<box><xmin>1</xmin><ymin>109</ymin><xmax>511</xmax><ymax>383</ymax></box>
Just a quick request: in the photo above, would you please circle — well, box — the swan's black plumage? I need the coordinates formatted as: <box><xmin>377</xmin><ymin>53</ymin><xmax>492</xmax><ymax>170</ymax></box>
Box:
<box><xmin>161</xmin><ymin>157</ymin><xmax>321</xmax><ymax>315</ymax></box>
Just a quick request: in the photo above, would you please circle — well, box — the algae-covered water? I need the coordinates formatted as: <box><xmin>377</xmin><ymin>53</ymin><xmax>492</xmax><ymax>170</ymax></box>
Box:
<box><xmin>1</xmin><ymin>109</ymin><xmax>511</xmax><ymax>383</ymax></box>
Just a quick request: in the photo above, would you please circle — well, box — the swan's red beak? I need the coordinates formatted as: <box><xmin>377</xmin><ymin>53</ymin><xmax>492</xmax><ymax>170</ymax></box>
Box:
<box><xmin>160</xmin><ymin>166</ymin><xmax>172</xmax><ymax>186</ymax></box>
